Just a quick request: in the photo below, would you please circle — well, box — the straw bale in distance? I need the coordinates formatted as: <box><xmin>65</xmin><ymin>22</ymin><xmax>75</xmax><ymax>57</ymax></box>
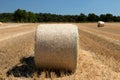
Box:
<box><xmin>0</xmin><ymin>22</ymin><xmax>2</xmax><ymax>25</ymax></box>
<box><xmin>98</xmin><ymin>21</ymin><xmax>105</xmax><ymax>27</ymax></box>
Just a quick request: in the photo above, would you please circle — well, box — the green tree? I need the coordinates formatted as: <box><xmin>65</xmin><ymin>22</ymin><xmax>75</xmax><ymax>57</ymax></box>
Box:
<box><xmin>87</xmin><ymin>13</ymin><xmax>99</xmax><ymax>22</ymax></box>
<box><xmin>105</xmin><ymin>14</ymin><xmax>113</xmax><ymax>22</ymax></box>
<box><xmin>100</xmin><ymin>14</ymin><xmax>106</xmax><ymax>21</ymax></box>
<box><xmin>13</xmin><ymin>9</ymin><xmax>27</xmax><ymax>22</ymax></box>
<box><xmin>28</xmin><ymin>12</ymin><xmax>36</xmax><ymax>22</ymax></box>
<box><xmin>0</xmin><ymin>13</ymin><xmax>13</xmax><ymax>22</ymax></box>
<box><xmin>77</xmin><ymin>13</ymin><xmax>87</xmax><ymax>22</ymax></box>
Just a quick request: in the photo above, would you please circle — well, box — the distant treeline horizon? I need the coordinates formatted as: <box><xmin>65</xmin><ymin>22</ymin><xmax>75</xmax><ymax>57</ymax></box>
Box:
<box><xmin>0</xmin><ymin>9</ymin><xmax>120</xmax><ymax>23</ymax></box>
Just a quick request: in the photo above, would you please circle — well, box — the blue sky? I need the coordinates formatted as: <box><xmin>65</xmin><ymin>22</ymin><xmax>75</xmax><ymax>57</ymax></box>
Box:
<box><xmin>0</xmin><ymin>0</ymin><xmax>120</xmax><ymax>15</ymax></box>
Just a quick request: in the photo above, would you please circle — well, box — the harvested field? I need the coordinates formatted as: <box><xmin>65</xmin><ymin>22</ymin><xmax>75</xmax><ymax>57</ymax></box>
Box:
<box><xmin>0</xmin><ymin>23</ymin><xmax>120</xmax><ymax>80</ymax></box>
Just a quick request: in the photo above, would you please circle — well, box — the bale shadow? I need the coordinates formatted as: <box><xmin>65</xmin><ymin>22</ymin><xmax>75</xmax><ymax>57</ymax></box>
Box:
<box><xmin>6</xmin><ymin>56</ymin><xmax>72</xmax><ymax>78</ymax></box>
<box><xmin>7</xmin><ymin>56</ymin><xmax>36</xmax><ymax>77</ymax></box>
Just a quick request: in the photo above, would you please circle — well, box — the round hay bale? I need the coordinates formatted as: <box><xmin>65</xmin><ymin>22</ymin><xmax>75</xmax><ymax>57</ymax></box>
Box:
<box><xmin>0</xmin><ymin>22</ymin><xmax>2</xmax><ymax>25</ymax></box>
<box><xmin>35</xmin><ymin>24</ymin><xmax>79</xmax><ymax>72</ymax></box>
<box><xmin>98</xmin><ymin>21</ymin><xmax>104</xmax><ymax>27</ymax></box>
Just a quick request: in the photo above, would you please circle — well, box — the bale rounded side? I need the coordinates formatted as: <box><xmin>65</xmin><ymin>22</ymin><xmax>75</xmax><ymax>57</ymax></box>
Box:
<box><xmin>0</xmin><ymin>22</ymin><xmax>2</xmax><ymax>25</ymax></box>
<box><xmin>35</xmin><ymin>24</ymin><xmax>79</xmax><ymax>72</ymax></box>
<box><xmin>97</xmin><ymin>21</ymin><xmax>105</xmax><ymax>27</ymax></box>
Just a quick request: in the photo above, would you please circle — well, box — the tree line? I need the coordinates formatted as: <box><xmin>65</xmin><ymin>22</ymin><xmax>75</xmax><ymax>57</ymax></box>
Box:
<box><xmin>0</xmin><ymin>9</ymin><xmax>120</xmax><ymax>23</ymax></box>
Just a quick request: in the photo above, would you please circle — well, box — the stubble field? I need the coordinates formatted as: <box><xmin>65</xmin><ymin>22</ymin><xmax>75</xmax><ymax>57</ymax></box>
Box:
<box><xmin>0</xmin><ymin>23</ymin><xmax>120</xmax><ymax>80</ymax></box>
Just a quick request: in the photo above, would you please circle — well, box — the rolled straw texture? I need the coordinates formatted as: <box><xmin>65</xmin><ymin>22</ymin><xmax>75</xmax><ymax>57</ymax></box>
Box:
<box><xmin>98</xmin><ymin>21</ymin><xmax>105</xmax><ymax>27</ymax></box>
<box><xmin>0</xmin><ymin>22</ymin><xmax>2</xmax><ymax>25</ymax></box>
<box><xmin>35</xmin><ymin>24</ymin><xmax>79</xmax><ymax>72</ymax></box>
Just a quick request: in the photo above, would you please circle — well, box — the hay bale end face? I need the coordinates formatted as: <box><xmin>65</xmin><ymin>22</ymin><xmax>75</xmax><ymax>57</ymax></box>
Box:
<box><xmin>35</xmin><ymin>24</ymin><xmax>79</xmax><ymax>72</ymax></box>
<box><xmin>98</xmin><ymin>21</ymin><xmax>105</xmax><ymax>27</ymax></box>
